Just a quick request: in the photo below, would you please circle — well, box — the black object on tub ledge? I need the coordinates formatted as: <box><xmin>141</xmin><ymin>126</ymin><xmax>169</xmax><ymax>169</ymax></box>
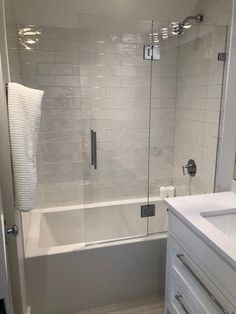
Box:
<box><xmin>0</xmin><ymin>299</ymin><xmax>7</xmax><ymax>314</ymax></box>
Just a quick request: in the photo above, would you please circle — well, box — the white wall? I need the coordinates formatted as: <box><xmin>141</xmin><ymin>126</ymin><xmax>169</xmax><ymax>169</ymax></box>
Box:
<box><xmin>13</xmin><ymin>0</ymin><xmax>199</xmax><ymax>28</ymax></box>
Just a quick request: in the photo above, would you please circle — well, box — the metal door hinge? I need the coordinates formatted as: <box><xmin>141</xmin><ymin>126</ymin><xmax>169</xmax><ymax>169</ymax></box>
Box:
<box><xmin>141</xmin><ymin>204</ymin><xmax>155</xmax><ymax>217</ymax></box>
<box><xmin>143</xmin><ymin>45</ymin><xmax>160</xmax><ymax>60</ymax></box>
<box><xmin>218</xmin><ymin>52</ymin><xmax>226</xmax><ymax>61</ymax></box>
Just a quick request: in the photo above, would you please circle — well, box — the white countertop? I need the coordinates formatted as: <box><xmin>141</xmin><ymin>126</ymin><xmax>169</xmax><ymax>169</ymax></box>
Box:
<box><xmin>165</xmin><ymin>181</ymin><xmax>236</xmax><ymax>270</ymax></box>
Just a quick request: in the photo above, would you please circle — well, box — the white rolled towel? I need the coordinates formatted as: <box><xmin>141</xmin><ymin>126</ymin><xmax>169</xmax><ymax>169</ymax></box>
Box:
<box><xmin>167</xmin><ymin>185</ymin><xmax>175</xmax><ymax>198</ymax></box>
<box><xmin>8</xmin><ymin>82</ymin><xmax>44</xmax><ymax>212</ymax></box>
<box><xmin>160</xmin><ymin>186</ymin><xmax>168</xmax><ymax>199</ymax></box>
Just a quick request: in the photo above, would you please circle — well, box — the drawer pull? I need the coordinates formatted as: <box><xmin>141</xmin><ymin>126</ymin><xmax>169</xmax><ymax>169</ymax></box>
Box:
<box><xmin>176</xmin><ymin>253</ymin><xmax>230</xmax><ymax>314</ymax></box>
<box><xmin>175</xmin><ymin>294</ymin><xmax>190</xmax><ymax>314</ymax></box>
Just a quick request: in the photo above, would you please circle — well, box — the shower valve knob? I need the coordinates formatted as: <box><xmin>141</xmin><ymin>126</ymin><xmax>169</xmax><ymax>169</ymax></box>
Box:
<box><xmin>182</xmin><ymin>164</ymin><xmax>192</xmax><ymax>175</ymax></box>
<box><xmin>182</xmin><ymin>159</ymin><xmax>197</xmax><ymax>177</ymax></box>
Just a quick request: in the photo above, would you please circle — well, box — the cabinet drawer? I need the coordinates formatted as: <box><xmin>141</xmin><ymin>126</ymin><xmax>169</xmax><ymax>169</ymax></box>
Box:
<box><xmin>166</xmin><ymin>273</ymin><xmax>202</xmax><ymax>314</ymax></box>
<box><xmin>167</xmin><ymin>236</ymin><xmax>236</xmax><ymax>314</ymax></box>
<box><xmin>169</xmin><ymin>212</ymin><xmax>236</xmax><ymax>305</ymax></box>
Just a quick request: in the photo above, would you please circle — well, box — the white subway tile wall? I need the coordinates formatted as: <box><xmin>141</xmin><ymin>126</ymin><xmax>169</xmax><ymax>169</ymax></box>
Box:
<box><xmin>194</xmin><ymin>0</ymin><xmax>232</xmax><ymax>27</ymax></box>
<box><xmin>172</xmin><ymin>26</ymin><xmax>227</xmax><ymax>196</ymax></box>
<box><xmin>172</xmin><ymin>0</ymin><xmax>232</xmax><ymax>196</ymax></box>
<box><xmin>9</xmin><ymin>22</ymin><xmax>160</xmax><ymax>207</ymax></box>
<box><xmin>195</xmin><ymin>0</ymin><xmax>233</xmax><ymax>192</ymax></box>
<box><xmin>78</xmin><ymin>22</ymin><xmax>178</xmax><ymax>204</ymax></box>
<box><xmin>79</xmin><ymin>25</ymin><xmax>149</xmax><ymax>204</ymax></box>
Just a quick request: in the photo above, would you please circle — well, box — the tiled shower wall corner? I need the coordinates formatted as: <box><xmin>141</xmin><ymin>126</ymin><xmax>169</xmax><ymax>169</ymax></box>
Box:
<box><xmin>173</xmin><ymin>27</ymin><xmax>227</xmax><ymax>196</ymax></box>
<box><xmin>195</xmin><ymin>0</ymin><xmax>233</xmax><ymax>192</ymax></box>
<box><xmin>173</xmin><ymin>0</ymin><xmax>233</xmax><ymax>196</ymax></box>
<box><xmin>8</xmin><ymin>23</ymin><xmax>177</xmax><ymax>208</ymax></box>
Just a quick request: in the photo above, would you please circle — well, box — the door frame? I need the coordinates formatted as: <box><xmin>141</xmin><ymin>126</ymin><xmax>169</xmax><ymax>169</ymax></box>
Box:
<box><xmin>0</xmin><ymin>0</ymin><xmax>27</xmax><ymax>312</ymax></box>
<box><xmin>0</xmin><ymin>51</ymin><xmax>27</xmax><ymax>314</ymax></box>
<box><xmin>0</xmin><ymin>188</ymin><xmax>13</xmax><ymax>314</ymax></box>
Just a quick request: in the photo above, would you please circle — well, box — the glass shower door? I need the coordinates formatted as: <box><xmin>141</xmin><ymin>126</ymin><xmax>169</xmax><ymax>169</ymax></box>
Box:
<box><xmin>77</xmin><ymin>14</ymin><xmax>153</xmax><ymax>244</ymax></box>
<box><xmin>148</xmin><ymin>22</ymin><xmax>228</xmax><ymax>235</ymax></box>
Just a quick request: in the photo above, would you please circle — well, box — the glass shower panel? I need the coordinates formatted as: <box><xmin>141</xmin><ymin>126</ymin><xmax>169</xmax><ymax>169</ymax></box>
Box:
<box><xmin>147</xmin><ymin>20</ymin><xmax>179</xmax><ymax>235</ymax></box>
<box><xmin>14</xmin><ymin>23</ymin><xmax>86</xmax><ymax>245</ymax></box>
<box><xmin>148</xmin><ymin>22</ymin><xmax>227</xmax><ymax>235</ymax></box>
<box><xmin>77</xmin><ymin>14</ymin><xmax>153</xmax><ymax>243</ymax></box>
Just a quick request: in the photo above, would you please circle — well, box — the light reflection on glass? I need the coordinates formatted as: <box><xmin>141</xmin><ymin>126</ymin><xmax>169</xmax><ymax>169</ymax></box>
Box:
<box><xmin>150</xmin><ymin>21</ymin><xmax>193</xmax><ymax>41</ymax></box>
<box><xmin>17</xmin><ymin>25</ymin><xmax>42</xmax><ymax>50</ymax></box>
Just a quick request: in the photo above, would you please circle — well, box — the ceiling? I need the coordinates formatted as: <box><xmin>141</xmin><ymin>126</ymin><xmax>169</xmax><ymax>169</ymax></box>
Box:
<box><xmin>13</xmin><ymin>0</ymin><xmax>200</xmax><ymax>28</ymax></box>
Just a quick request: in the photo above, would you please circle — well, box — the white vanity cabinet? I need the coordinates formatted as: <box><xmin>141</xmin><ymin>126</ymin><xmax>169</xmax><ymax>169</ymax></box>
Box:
<box><xmin>165</xmin><ymin>210</ymin><xmax>236</xmax><ymax>314</ymax></box>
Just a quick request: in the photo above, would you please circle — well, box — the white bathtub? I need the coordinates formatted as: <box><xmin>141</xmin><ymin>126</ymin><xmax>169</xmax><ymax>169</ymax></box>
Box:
<box><xmin>24</xmin><ymin>196</ymin><xmax>168</xmax><ymax>257</ymax></box>
<box><xmin>23</xmin><ymin>197</ymin><xmax>168</xmax><ymax>314</ymax></box>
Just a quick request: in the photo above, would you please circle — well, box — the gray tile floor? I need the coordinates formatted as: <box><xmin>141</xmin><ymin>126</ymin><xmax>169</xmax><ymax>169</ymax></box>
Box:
<box><xmin>76</xmin><ymin>295</ymin><xmax>164</xmax><ymax>314</ymax></box>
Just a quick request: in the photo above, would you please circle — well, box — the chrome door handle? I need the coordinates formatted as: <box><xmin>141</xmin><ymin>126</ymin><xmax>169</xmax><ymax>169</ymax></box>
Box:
<box><xmin>176</xmin><ymin>253</ymin><xmax>230</xmax><ymax>314</ymax></box>
<box><xmin>175</xmin><ymin>294</ymin><xmax>189</xmax><ymax>314</ymax></box>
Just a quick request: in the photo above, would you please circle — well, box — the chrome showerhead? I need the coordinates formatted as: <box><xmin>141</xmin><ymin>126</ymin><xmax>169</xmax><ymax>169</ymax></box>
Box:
<box><xmin>194</xmin><ymin>14</ymin><xmax>204</xmax><ymax>23</ymax></box>
<box><xmin>182</xmin><ymin>14</ymin><xmax>204</xmax><ymax>26</ymax></box>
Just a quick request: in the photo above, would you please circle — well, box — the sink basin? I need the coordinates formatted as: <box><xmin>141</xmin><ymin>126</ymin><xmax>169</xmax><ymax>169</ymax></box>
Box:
<box><xmin>201</xmin><ymin>209</ymin><xmax>236</xmax><ymax>240</ymax></box>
